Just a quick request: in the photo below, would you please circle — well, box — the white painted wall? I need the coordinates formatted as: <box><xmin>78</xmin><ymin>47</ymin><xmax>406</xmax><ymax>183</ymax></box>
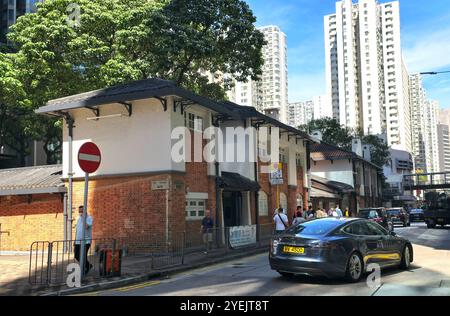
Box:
<box><xmin>219</xmin><ymin>120</ymin><xmax>256</xmax><ymax>181</ymax></box>
<box><xmin>62</xmin><ymin>98</ymin><xmax>180</xmax><ymax>178</ymax></box>
<box><xmin>311</xmin><ymin>159</ymin><xmax>354</xmax><ymax>187</ymax></box>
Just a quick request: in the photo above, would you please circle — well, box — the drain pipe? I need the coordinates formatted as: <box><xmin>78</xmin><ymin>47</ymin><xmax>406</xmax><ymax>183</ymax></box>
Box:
<box><xmin>65</xmin><ymin>114</ymin><xmax>75</xmax><ymax>252</ymax></box>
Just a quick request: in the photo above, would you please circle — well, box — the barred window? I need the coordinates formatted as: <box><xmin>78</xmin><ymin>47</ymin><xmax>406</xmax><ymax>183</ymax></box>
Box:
<box><xmin>185</xmin><ymin>199</ymin><xmax>205</xmax><ymax>220</ymax></box>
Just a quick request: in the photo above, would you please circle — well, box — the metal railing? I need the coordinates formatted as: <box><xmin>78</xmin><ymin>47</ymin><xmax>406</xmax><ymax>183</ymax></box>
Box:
<box><xmin>28</xmin><ymin>223</ymin><xmax>274</xmax><ymax>287</ymax></box>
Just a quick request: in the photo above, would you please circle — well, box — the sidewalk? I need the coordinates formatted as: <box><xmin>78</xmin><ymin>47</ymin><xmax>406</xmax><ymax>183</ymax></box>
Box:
<box><xmin>0</xmin><ymin>242</ymin><xmax>270</xmax><ymax>296</ymax></box>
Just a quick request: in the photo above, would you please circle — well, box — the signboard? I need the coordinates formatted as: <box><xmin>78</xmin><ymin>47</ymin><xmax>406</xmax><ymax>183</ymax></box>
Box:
<box><xmin>152</xmin><ymin>180</ymin><xmax>170</xmax><ymax>190</ymax></box>
<box><xmin>269</xmin><ymin>163</ymin><xmax>283</xmax><ymax>185</ymax></box>
<box><xmin>78</xmin><ymin>142</ymin><xmax>101</xmax><ymax>174</ymax></box>
<box><xmin>228</xmin><ymin>225</ymin><xmax>257</xmax><ymax>249</ymax></box>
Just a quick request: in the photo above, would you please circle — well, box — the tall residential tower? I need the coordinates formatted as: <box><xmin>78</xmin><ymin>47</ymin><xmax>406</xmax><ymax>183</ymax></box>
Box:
<box><xmin>228</xmin><ymin>25</ymin><xmax>289</xmax><ymax>123</ymax></box>
<box><xmin>324</xmin><ymin>0</ymin><xmax>411</xmax><ymax>152</ymax></box>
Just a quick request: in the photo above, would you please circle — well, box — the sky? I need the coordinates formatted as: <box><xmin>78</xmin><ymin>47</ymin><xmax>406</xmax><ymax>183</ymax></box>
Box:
<box><xmin>245</xmin><ymin>0</ymin><xmax>450</xmax><ymax>108</ymax></box>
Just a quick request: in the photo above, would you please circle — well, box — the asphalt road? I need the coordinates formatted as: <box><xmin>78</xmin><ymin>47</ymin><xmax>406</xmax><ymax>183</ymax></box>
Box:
<box><xmin>82</xmin><ymin>222</ymin><xmax>450</xmax><ymax>296</ymax></box>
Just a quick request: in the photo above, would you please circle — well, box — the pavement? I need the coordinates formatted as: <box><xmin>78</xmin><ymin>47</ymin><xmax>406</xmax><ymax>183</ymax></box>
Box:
<box><xmin>70</xmin><ymin>222</ymin><xmax>450</xmax><ymax>296</ymax></box>
<box><xmin>0</xmin><ymin>240</ymin><xmax>271</xmax><ymax>296</ymax></box>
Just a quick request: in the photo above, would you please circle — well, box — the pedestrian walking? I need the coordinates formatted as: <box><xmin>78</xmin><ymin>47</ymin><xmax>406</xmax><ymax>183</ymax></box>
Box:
<box><xmin>292</xmin><ymin>209</ymin><xmax>306</xmax><ymax>225</ymax></box>
<box><xmin>316</xmin><ymin>208</ymin><xmax>328</xmax><ymax>218</ymax></box>
<box><xmin>345</xmin><ymin>207</ymin><xmax>351</xmax><ymax>217</ymax></box>
<box><xmin>273</xmin><ymin>207</ymin><xmax>289</xmax><ymax>234</ymax></box>
<box><xmin>335</xmin><ymin>205</ymin><xmax>343</xmax><ymax>217</ymax></box>
<box><xmin>200</xmin><ymin>210</ymin><xmax>214</xmax><ymax>254</ymax></box>
<box><xmin>74</xmin><ymin>205</ymin><xmax>93</xmax><ymax>274</ymax></box>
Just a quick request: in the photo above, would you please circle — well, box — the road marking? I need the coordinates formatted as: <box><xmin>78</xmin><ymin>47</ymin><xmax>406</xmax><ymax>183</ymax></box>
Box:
<box><xmin>115</xmin><ymin>280</ymin><xmax>161</xmax><ymax>292</ymax></box>
<box><xmin>73</xmin><ymin>291</ymin><xmax>99</xmax><ymax>296</ymax></box>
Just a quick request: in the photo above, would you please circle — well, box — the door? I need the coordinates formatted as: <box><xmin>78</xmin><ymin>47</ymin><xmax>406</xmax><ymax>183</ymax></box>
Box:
<box><xmin>367</xmin><ymin>222</ymin><xmax>402</xmax><ymax>265</ymax></box>
<box><xmin>349</xmin><ymin>221</ymin><xmax>387</xmax><ymax>266</ymax></box>
<box><xmin>223</xmin><ymin>191</ymin><xmax>243</xmax><ymax>227</ymax></box>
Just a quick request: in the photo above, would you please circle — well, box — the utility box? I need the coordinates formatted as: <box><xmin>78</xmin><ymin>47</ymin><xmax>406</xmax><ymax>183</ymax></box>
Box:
<box><xmin>99</xmin><ymin>248</ymin><xmax>122</xmax><ymax>277</ymax></box>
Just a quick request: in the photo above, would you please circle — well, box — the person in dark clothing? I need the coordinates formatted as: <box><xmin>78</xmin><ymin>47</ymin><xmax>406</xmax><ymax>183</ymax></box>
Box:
<box><xmin>200</xmin><ymin>210</ymin><xmax>214</xmax><ymax>254</ymax></box>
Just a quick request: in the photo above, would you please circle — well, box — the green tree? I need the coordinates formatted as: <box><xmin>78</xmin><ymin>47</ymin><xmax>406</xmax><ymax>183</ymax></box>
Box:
<box><xmin>299</xmin><ymin>118</ymin><xmax>353</xmax><ymax>149</ymax></box>
<box><xmin>300</xmin><ymin>118</ymin><xmax>390</xmax><ymax>167</ymax></box>
<box><xmin>5</xmin><ymin>0</ymin><xmax>265</xmax><ymax>163</ymax></box>
<box><xmin>0</xmin><ymin>53</ymin><xmax>42</xmax><ymax>166</ymax></box>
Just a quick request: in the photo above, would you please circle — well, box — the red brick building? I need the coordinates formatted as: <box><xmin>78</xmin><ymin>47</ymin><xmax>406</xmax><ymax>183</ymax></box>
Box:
<box><xmin>0</xmin><ymin>79</ymin><xmax>312</xmax><ymax>251</ymax></box>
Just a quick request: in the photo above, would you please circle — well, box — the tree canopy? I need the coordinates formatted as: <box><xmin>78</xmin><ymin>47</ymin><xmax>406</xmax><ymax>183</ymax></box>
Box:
<box><xmin>299</xmin><ymin>118</ymin><xmax>391</xmax><ymax>168</ymax></box>
<box><xmin>1</xmin><ymin>0</ymin><xmax>266</xmax><ymax>166</ymax></box>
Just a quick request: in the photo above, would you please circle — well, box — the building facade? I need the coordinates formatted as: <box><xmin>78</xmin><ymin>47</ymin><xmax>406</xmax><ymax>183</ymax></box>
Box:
<box><xmin>0</xmin><ymin>0</ymin><xmax>42</xmax><ymax>44</ymax></box>
<box><xmin>438</xmin><ymin>109</ymin><xmax>450</xmax><ymax>173</ymax></box>
<box><xmin>410</xmin><ymin>73</ymin><xmax>440</xmax><ymax>173</ymax></box>
<box><xmin>0</xmin><ymin>79</ymin><xmax>311</xmax><ymax>251</ymax></box>
<box><xmin>324</xmin><ymin>0</ymin><xmax>411</xmax><ymax>151</ymax></box>
<box><xmin>228</xmin><ymin>25</ymin><xmax>289</xmax><ymax>124</ymax></box>
<box><xmin>287</xmin><ymin>101</ymin><xmax>313</xmax><ymax>128</ymax></box>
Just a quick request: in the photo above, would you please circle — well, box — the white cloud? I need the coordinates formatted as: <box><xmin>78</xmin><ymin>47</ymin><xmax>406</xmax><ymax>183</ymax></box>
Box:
<box><xmin>288</xmin><ymin>71</ymin><xmax>326</xmax><ymax>103</ymax></box>
<box><xmin>403</xmin><ymin>27</ymin><xmax>450</xmax><ymax>73</ymax></box>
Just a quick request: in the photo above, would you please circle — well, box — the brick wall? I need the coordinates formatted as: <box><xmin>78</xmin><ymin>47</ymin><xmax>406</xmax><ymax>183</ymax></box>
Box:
<box><xmin>0</xmin><ymin>194</ymin><xmax>63</xmax><ymax>251</ymax></box>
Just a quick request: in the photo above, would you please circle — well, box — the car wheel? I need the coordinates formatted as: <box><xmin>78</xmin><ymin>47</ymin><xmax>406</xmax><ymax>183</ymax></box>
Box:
<box><xmin>345</xmin><ymin>252</ymin><xmax>364</xmax><ymax>283</ymax></box>
<box><xmin>400</xmin><ymin>245</ymin><xmax>412</xmax><ymax>270</ymax></box>
<box><xmin>277</xmin><ymin>271</ymin><xmax>294</xmax><ymax>278</ymax></box>
<box><xmin>427</xmin><ymin>220</ymin><xmax>436</xmax><ymax>229</ymax></box>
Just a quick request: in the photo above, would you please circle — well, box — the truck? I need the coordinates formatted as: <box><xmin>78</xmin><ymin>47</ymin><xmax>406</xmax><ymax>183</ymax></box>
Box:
<box><xmin>423</xmin><ymin>192</ymin><xmax>450</xmax><ymax>228</ymax></box>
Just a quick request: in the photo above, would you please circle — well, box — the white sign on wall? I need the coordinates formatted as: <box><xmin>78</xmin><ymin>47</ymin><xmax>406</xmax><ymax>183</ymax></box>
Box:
<box><xmin>228</xmin><ymin>225</ymin><xmax>257</xmax><ymax>249</ymax></box>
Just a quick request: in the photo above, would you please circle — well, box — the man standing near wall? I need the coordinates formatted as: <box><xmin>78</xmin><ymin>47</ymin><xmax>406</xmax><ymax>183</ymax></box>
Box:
<box><xmin>74</xmin><ymin>206</ymin><xmax>93</xmax><ymax>274</ymax></box>
<box><xmin>201</xmin><ymin>210</ymin><xmax>214</xmax><ymax>254</ymax></box>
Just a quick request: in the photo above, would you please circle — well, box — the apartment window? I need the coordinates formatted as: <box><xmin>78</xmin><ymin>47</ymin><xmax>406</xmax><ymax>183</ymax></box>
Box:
<box><xmin>185</xmin><ymin>199</ymin><xmax>206</xmax><ymax>220</ymax></box>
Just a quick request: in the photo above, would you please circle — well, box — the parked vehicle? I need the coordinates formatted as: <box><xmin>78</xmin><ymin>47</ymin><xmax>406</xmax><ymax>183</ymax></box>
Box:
<box><xmin>358</xmin><ymin>207</ymin><xmax>394</xmax><ymax>232</ymax></box>
<box><xmin>386</xmin><ymin>207</ymin><xmax>410</xmax><ymax>227</ymax></box>
<box><xmin>424</xmin><ymin>192</ymin><xmax>450</xmax><ymax>228</ymax></box>
<box><xmin>269</xmin><ymin>218</ymin><xmax>413</xmax><ymax>282</ymax></box>
<box><xmin>409</xmin><ymin>209</ymin><xmax>425</xmax><ymax>222</ymax></box>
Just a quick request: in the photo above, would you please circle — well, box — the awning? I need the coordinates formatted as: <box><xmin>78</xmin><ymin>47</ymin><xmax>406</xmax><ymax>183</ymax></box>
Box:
<box><xmin>220</xmin><ymin>172</ymin><xmax>260</xmax><ymax>192</ymax></box>
<box><xmin>0</xmin><ymin>165</ymin><xmax>66</xmax><ymax>196</ymax></box>
<box><xmin>310</xmin><ymin>187</ymin><xmax>341</xmax><ymax>199</ymax></box>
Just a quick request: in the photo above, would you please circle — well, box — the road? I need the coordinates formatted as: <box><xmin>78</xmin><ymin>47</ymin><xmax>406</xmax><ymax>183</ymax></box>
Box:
<box><xmin>80</xmin><ymin>222</ymin><xmax>450</xmax><ymax>296</ymax></box>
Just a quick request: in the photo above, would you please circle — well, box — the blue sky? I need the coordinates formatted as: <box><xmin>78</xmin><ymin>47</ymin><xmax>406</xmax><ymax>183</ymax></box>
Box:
<box><xmin>245</xmin><ymin>0</ymin><xmax>450</xmax><ymax>108</ymax></box>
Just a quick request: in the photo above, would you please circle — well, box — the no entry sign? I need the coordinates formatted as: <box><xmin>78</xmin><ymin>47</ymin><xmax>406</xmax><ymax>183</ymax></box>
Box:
<box><xmin>78</xmin><ymin>142</ymin><xmax>101</xmax><ymax>173</ymax></box>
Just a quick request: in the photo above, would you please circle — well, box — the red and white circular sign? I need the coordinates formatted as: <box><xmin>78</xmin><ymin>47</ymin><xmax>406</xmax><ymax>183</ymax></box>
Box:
<box><xmin>78</xmin><ymin>142</ymin><xmax>101</xmax><ymax>174</ymax></box>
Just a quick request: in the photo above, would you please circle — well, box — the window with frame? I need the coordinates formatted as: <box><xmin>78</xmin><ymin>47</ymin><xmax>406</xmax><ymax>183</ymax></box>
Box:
<box><xmin>258</xmin><ymin>191</ymin><xmax>269</xmax><ymax>216</ymax></box>
<box><xmin>185</xmin><ymin>112</ymin><xmax>204</xmax><ymax>132</ymax></box>
<box><xmin>185</xmin><ymin>199</ymin><xmax>206</xmax><ymax>220</ymax></box>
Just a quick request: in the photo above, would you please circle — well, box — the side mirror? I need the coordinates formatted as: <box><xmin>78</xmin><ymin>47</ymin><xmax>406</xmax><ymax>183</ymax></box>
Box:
<box><xmin>390</xmin><ymin>231</ymin><xmax>397</xmax><ymax>237</ymax></box>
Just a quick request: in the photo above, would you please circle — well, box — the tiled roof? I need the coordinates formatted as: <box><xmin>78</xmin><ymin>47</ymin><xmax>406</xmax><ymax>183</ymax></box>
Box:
<box><xmin>0</xmin><ymin>165</ymin><xmax>65</xmax><ymax>196</ymax></box>
<box><xmin>36</xmin><ymin>78</ymin><xmax>239</xmax><ymax>119</ymax></box>
<box><xmin>310</xmin><ymin>142</ymin><xmax>354</xmax><ymax>160</ymax></box>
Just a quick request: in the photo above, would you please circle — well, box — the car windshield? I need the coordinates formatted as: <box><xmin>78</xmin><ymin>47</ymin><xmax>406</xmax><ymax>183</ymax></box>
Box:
<box><xmin>286</xmin><ymin>219</ymin><xmax>343</xmax><ymax>236</ymax></box>
<box><xmin>359</xmin><ymin>210</ymin><xmax>379</xmax><ymax>219</ymax></box>
<box><xmin>387</xmin><ymin>210</ymin><xmax>400</xmax><ymax>215</ymax></box>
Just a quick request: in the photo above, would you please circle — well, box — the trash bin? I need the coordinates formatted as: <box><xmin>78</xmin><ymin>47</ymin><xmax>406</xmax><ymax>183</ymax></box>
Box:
<box><xmin>99</xmin><ymin>248</ymin><xmax>122</xmax><ymax>277</ymax></box>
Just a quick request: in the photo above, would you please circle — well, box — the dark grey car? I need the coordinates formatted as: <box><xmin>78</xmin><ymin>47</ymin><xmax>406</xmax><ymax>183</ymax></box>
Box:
<box><xmin>269</xmin><ymin>218</ymin><xmax>413</xmax><ymax>282</ymax></box>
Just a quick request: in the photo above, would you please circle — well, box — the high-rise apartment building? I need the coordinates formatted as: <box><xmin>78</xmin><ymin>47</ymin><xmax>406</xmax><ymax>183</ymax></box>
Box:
<box><xmin>324</xmin><ymin>0</ymin><xmax>411</xmax><ymax>152</ymax></box>
<box><xmin>0</xmin><ymin>0</ymin><xmax>42</xmax><ymax>44</ymax></box>
<box><xmin>312</xmin><ymin>95</ymin><xmax>332</xmax><ymax>120</ymax></box>
<box><xmin>228</xmin><ymin>25</ymin><xmax>288</xmax><ymax>123</ymax></box>
<box><xmin>410</xmin><ymin>73</ymin><xmax>440</xmax><ymax>173</ymax></box>
<box><xmin>287</xmin><ymin>101</ymin><xmax>314</xmax><ymax>128</ymax></box>
<box><xmin>437</xmin><ymin>123</ymin><xmax>450</xmax><ymax>173</ymax></box>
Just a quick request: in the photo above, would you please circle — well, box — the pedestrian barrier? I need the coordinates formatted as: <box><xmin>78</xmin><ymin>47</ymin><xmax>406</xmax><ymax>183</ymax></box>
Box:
<box><xmin>28</xmin><ymin>223</ymin><xmax>275</xmax><ymax>287</ymax></box>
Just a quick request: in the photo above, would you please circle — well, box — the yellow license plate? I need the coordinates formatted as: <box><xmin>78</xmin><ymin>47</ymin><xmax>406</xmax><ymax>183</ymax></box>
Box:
<box><xmin>283</xmin><ymin>246</ymin><xmax>305</xmax><ymax>254</ymax></box>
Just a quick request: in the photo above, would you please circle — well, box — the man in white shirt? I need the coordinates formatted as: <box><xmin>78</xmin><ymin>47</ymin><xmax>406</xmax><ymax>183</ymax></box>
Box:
<box><xmin>273</xmin><ymin>208</ymin><xmax>289</xmax><ymax>234</ymax></box>
<box><xmin>74</xmin><ymin>206</ymin><xmax>94</xmax><ymax>274</ymax></box>
<box><xmin>335</xmin><ymin>205</ymin><xmax>343</xmax><ymax>217</ymax></box>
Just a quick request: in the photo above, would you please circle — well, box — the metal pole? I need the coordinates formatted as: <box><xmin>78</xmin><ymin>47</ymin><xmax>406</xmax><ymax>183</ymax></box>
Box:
<box><xmin>63</xmin><ymin>193</ymin><xmax>67</xmax><ymax>253</ymax></box>
<box><xmin>67</xmin><ymin>117</ymin><xmax>74</xmax><ymax>253</ymax></box>
<box><xmin>80</xmin><ymin>172</ymin><xmax>89</xmax><ymax>279</ymax></box>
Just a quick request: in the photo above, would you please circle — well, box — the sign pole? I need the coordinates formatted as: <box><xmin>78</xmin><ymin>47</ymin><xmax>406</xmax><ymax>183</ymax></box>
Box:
<box><xmin>80</xmin><ymin>172</ymin><xmax>89</xmax><ymax>278</ymax></box>
<box><xmin>276</xmin><ymin>184</ymin><xmax>280</xmax><ymax>209</ymax></box>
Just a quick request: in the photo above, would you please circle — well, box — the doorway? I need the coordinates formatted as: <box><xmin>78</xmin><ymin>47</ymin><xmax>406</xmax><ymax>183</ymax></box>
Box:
<box><xmin>223</xmin><ymin>191</ymin><xmax>243</xmax><ymax>227</ymax></box>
